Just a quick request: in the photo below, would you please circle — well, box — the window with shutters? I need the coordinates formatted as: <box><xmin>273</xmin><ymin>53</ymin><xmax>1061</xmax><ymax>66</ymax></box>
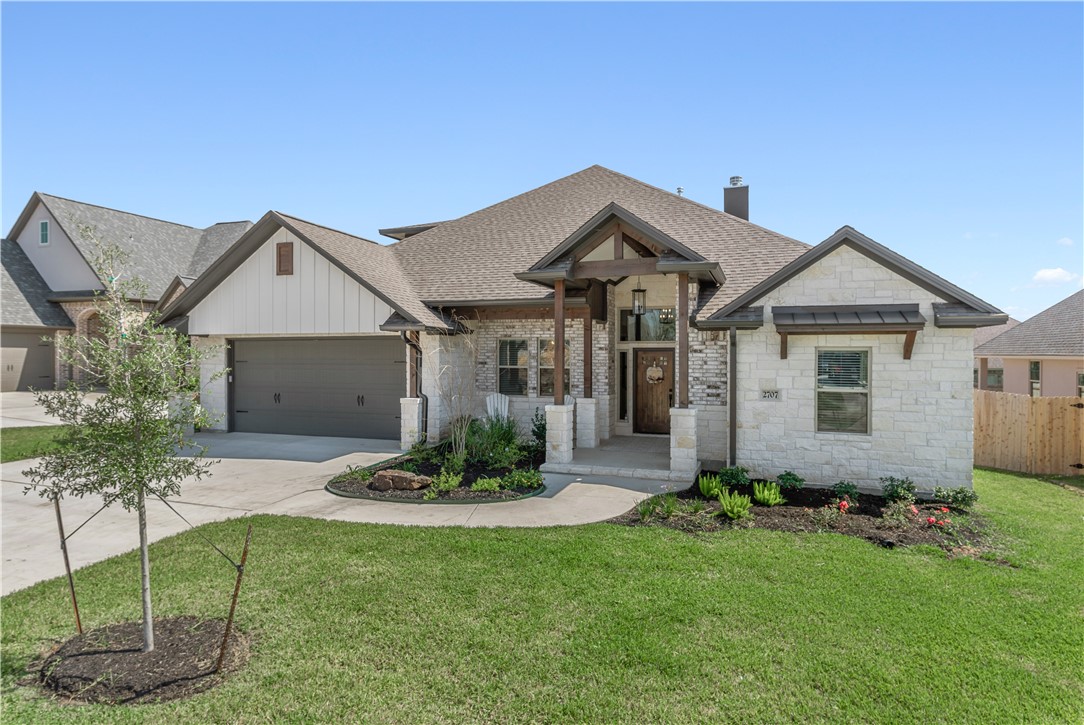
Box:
<box><xmin>276</xmin><ymin>242</ymin><xmax>293</xmax><ymax>275</ymax></box>
<box><xmin>497</xmin><ymin>339</ymin><xmax>528</xmax><ymax>395</ymax></box>
<box><xmin>816</xmin><ymin>349</ymin><xmax>870</xmax><ymax>434</ymax></box>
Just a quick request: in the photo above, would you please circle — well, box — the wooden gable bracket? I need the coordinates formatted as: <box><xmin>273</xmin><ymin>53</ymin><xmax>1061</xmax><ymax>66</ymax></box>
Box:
<box><xmin>778</xmin><ymin>328</ymin><xmax>920</xmax><ymax>360</ymax></box>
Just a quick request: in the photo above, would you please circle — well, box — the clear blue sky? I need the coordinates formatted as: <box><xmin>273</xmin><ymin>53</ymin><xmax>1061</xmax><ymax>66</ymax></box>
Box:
<box><xmin>3</xmin><ymin>2</ymin><xmax>1081</xmax><ymax>320</ymax></box>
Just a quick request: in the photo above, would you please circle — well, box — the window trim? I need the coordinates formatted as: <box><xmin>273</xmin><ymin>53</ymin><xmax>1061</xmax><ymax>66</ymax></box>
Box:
<box><xmin>39</xmin><ymin>220</ymin><xmax>50</xmax><ymax>246</ymax></box>
<box><xmin>276</xmin><ymin>242</ymin><xmax>294</xmax><ymax>275</ymax></box>
<box><xmin>815</xmin><ymin>347</ymin><xmax>871</xmax><ymax>435</ymax></box>
<box><xmin>538</xmin><ymin>338</ymin><xmax>571</xmax><ymax>398</ymax></box>
<box><xmin>497</xmin><ymin>338</ymin><xmax>529</xmax><ymax>397</ymax></box>
<box><xmin>1029</xmin><ymin>360</ymin><xmax>1041</xmax><ymax>397</ymax></box>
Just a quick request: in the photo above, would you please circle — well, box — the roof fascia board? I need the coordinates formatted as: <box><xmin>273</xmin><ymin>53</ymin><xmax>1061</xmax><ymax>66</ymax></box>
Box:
<box><xmin>655</xmin><ymin>260</ymin><xmax>725</xmax><ymax>284</ymax></box>
<box><xmin>935</xmin><ymin>312</ymin><xmax>1009</xmax><ymax>328</ymax></box>
<box><xmin>6</xmin><ymin>192</ymin><xmax>44</xmax><ymax>241</ymax></box>
<box><xmin>423</xmin><ymin>297</ymin><xmax>589</xmax><ymax>308</ymax></box>
<box><xmin>709</xmin><ymin>227</ymin><xmax>1003</xmax><ymax>321</ymax></box>
<box><xmin>695</xmin><ymin>318</ymin><xmax>765</xmax><ymax>330</ymax></box>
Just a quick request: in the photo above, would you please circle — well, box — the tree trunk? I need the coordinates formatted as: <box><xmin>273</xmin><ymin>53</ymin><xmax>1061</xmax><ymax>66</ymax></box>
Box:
<box><xmin>137</xmin><ymin>484</ymin><xmax>154</xmax><ymax>652</ymax></box>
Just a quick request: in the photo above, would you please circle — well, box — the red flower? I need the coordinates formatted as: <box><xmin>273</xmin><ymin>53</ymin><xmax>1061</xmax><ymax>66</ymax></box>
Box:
<box><xmin>910</xmin><ymin>505</ymin><xmax>919</xmax><ymax>515</ymax></box>
<box><xmin>927</xmin><ymin>517</ymin><xmax>936</xmax><ymax>524</ymax></box>
<box><xmin>838</xmin><ymin>500</ymin><xmax>850</xmax><ymax>512</ymax></box>
<box><xmin>937</xmin><ymin>520</ymin><xmax>945</xmax><ymax>526</ymax></box>
<box><xmin>944</xmin><ymin>519</ymin><xmax>951</xmax><ymax>525</ymax></box>
<box><xmin>940</xmin><ymin>507</ymin><xmax>950</xmax><ymax>514</ymax></box>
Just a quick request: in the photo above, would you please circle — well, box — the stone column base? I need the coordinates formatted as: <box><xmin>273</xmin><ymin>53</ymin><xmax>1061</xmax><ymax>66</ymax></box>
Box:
<box><xmin>400</xmin><ymin>398</ymin><xmax>422</xmax><ymax>450</ymax></box>
<box><xmin>670</xmin><ymin>406</ymin><xmax>700</xmax><ymax>478</ymax></box>
<box><xmin>576</xmin><ymin>398</ymin><xmax>600</xmax><ymax>449</ymax></box>
<box><xmin>545</xmin><ymin>403</ymin><xmax>575</xmax><ymax>465</ymax></box>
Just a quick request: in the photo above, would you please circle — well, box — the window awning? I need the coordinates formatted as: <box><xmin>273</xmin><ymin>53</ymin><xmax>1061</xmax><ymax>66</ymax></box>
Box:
<box><xmin>771</xmin><ymin>304</ymin><xmax>927</xmax><ymax>359</ymax></box>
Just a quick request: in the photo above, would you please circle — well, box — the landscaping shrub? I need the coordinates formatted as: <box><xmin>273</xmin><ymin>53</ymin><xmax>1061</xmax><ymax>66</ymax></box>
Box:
<box><xmin>329</xmin><ymin>464</ymin><xmax>372</xmax><ymax>485</ymax></box>
<box><xmin>832</xmin><ymin>480</ymin><xmax>859</xmax><ymax>500</ymax></box>
<box><xmin>717</xmin><ymin>489</ymin><xmax>753</xmax><ymax>521</ymax></box>
<box><xmin>398</xmin><ymin>460</ymin><xmax>419</xmax><ymax>474</ymax></box>
<box><xmin>428</xmin><ymin>468</ymin><xmax>463</xmax><ymax>498</ymax></box>
<box><xmin>933</xmin><ymin>486</ymin><xmax>979</xmax><ymax>510</ymax></box>
<box><xmin>636</xmin><ymin>497</ymin><xmax>659</xmax><ymax>522</ymax></box>
<box><xmin>880</xmin><ymin>476</ymin><xmax>917</xmax><ymax>503</ymax></box>
<box><xmin>466</xmin><ymin>415</ymin><xmax>521</xmax><ymax>467</ymax></box>
<box><xmin>409</xmin><ymin>439</ymin><xmax>440</xmax><ymax>464</ymax></box>
<box><xmin>443</xmin><ymin>452</ymin><xmax>467</xmax><ymax>474</ymax></box>
<box><xmin>531</xmin><ymin>407</ymin><xmax>546</xmax><ymax>447</ymax></box>
<box><xmin>809</xmin><ymin>504</ymin><xmax>843</xmax><ymax>530</ymax></box>
<box><xmin>718</xmin><ymin>466</ymin><xmax>750</xmax><ymax>488</ymax></box>
<box><xmin>470</xmin><ymin>477</ymin><xmax>503</xmax><ymax>493</ymax></box>
<box><xmin>881</xmin><ymin>500</ymin><xmax>920</xmax><ymax>528</ymax></box>
<box><xmin>657</xmin><ymin>493</ymin><xmax>680</xmax><ymax>518</ymax></box>
<box><xmin>698</xmin><ymin>473</ymin><xmax>724</xmax><ymax>499</ymax></box>
<box><xmin>501</xmin><ymin>468</ymin><xmax>544</xmax><ymax>490</ymax></box>
<box><xmin>776</xmin><ymin>470</ymin><xmax>805</xmax><ymax>490</ymax></box>
<box><xmin>752</xmin><ymin>481</ymin><xmax>785</xmax><ymax>507</ymax></box>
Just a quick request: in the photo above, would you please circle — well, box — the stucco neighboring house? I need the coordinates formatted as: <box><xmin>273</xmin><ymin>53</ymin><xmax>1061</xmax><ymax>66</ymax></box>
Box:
<box><xmin>160</xmin><ymin>165</ymin><xmax>1005</xmax><ymax>490</ymax></box>
<box><xmin>972</xmin><ymin>317</ymin><xmax>1019</xmax><ymax>390</ymax></box>
<box><xmin>1</xmin><ymin>192</ymin><xmax>251</xmax><ymax>390</ymax></box>
<box><xmin>975</xmin><ymin>290</ymin><xmax>1084</xmax><ymax>398</ymax></box>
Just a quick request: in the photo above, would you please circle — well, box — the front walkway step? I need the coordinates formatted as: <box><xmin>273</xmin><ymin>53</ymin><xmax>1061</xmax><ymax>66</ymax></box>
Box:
<box><xmin>540</xmin><ymin>462</ymin><xmax>700</xmax><ymax>483</ymax></box>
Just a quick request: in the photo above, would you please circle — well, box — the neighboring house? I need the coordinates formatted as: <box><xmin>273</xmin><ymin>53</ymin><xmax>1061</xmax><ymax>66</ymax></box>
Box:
<box><xmin>159</xmin><ymin>166</ymin><xmax>1005</xmax><ymax>490</ymax></box>
<box><xmin>973</xmin><ymin>317</ymin><xmax>1020</xmax><ymax>390</ymax></box>
<box><xmin>1</xmin><ymin>193</ymin><xmax>251</xmax><ymax>391</ymax></box>
<box><xmin>975</xmin><ymin>290</ymin><xmax>1084</xmax><ymax>397</ymax></box>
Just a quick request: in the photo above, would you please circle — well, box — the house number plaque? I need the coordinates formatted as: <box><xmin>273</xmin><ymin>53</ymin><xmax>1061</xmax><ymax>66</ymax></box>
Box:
<box><xmin>761</xmin><ymin>390</ymin><xmax>780</xmax><ymax>401</ymax></box>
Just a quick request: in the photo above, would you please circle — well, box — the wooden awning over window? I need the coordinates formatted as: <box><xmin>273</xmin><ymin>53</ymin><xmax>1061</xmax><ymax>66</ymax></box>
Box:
<box><xmin>772</xmin><ymin>304</ymin><xmax>927</xmax><ymax>360</ymax></box>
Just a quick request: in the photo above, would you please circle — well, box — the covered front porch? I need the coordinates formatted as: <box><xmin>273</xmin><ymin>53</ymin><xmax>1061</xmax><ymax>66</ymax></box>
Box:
<box><xmin>538</xmin><ymin>434</ymin><xmax>696</xmax><ymax>483</ymax></box>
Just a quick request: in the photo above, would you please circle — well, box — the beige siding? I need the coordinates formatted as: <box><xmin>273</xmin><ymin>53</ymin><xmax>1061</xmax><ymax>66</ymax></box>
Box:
<box><xmin>15</xmin><ymin>202</ymin><xmax>102</xmax><ymax>292</ymax></box>
<box><xmin>1003</xmin><ymin>357</ymin><xmax>1083</xmax><ymax>397</ymax></box>
<box><xmin>188</xmin><ymin>228</ymin><xmax>396</xmax><ymax>336</ymax></box>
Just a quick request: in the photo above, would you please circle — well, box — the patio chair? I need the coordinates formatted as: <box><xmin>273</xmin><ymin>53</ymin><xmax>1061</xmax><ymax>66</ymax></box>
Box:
<box><xmin>485</xmin><ymin>392</ymin><xmax>510</xmax><ymax>419</ymax></box>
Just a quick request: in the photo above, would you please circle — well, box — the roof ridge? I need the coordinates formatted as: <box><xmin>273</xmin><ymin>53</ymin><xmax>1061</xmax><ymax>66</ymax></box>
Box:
<box><xmin>273</xmin><ymin>211</ymin><xmax>386</xmax><ymax>247</ymax></box>
<box><xmin>590</xmin><ymin>166</ymin><xmax>811</xmax><ymax>249</ymax></box>
<box><xmin>204</xmin><ymin>220</ymin><xmax>252</xmax><ymax>228</ymax></box>
<box><xmin>38</xmin><ymin>192</ymin><xmax>200</xmax><ymax>230</ymax></box>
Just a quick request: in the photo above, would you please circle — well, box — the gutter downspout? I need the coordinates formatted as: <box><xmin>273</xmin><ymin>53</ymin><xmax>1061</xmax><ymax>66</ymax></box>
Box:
<box><xmin>401</xmin><ymin>331</ymin><xmax>428</xmax><ymax>442</ymax></box>
<box><xmin>728</xmin><ymin>326</ymin><xmax>737</xmax><ymax>468</ymax></box>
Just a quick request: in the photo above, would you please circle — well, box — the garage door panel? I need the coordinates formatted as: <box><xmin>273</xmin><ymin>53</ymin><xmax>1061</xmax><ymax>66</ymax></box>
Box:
<box><xmin>1</xmin><ymin>331</ymin><xmax>56</xmax><ymax>392</ymax></box>
<box><xmin>231</xmin><ymin>338</ymin><xmax>404</xmax><ymax>439</ymax></box>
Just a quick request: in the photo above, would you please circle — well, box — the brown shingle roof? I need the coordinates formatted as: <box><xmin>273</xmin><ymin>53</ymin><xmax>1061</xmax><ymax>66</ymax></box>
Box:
<box><xmin>391</xmin><ymin>165</ymin><xmax>810</xmax><ymax>318</ymax></box>
<box><xmin>974</xmin><ymin>290</ymin><xmax>1084</xmax><ymax>358</ymax></box>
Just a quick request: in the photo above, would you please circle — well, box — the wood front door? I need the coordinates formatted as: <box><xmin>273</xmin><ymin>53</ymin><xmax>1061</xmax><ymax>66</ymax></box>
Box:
<box><xmin>634</xmin><ymin>349</ymin><xmax>674</xmax><ymax>434</ymax></box>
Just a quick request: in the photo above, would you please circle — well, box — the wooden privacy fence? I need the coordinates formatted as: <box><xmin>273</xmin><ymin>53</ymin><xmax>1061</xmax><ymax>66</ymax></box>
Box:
<box><xmin>974</xmin><ymin>390</ymin><xmax>1084</xmax><ymax>476</ymax></box>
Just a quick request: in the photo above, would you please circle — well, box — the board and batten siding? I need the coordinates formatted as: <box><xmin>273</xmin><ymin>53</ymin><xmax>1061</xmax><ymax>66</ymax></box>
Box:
<box><xmin>188</xmin><ymin>228</ymin><xmax>397</xmax><ymax>336</ymax></box>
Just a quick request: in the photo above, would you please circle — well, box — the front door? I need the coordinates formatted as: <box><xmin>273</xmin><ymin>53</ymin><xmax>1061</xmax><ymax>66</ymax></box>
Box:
<box><xmin>634</xmin><ymin>349</ymin><xmax>674</xmax><ymax>434</ymax></box>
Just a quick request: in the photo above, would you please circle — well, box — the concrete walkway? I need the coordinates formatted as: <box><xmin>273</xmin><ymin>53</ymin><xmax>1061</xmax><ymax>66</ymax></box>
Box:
<box><xmin>2</xmin><ymin>431</ymin><xmax>673</xmax><ymax>595</ymax></box>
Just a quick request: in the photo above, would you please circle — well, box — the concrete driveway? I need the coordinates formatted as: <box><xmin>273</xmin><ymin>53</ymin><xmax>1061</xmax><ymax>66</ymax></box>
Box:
<box><xmin>2</xmin><ymin>431</ymin><xmax>668</xmax><ymax>595</ymax></box>
<box><xmin>1</xmin><ymin>391</ymin><xmax>105</xmax><ymax>428</ymax></box>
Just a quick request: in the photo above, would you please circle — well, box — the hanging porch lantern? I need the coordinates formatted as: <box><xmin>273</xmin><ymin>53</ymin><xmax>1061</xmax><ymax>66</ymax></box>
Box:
<box><xmin>631</xmin><ymin>277</ymin><xmax>647</xmax><ymax>316</ymax></box>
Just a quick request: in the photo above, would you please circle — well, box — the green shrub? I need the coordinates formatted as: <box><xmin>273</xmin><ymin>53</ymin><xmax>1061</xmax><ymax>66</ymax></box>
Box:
<box><xmin>717</xmin><ymin>489</ymin><xmax>753</xmax><ymax>521</ymax></box>
<box><xmin>502</xmin><ymin>468</ymin><xmax>544</xmax><ymax>491</ymax></box>
<box><xmin>636</xmin><ymin>496</ymin><xmax>659</xmax><ymax>522</ymax></box>
<box><xmin>752</xmin><ymin>481</ymin><xmax>785</xmax><ymax>506</ymax></box>
<box><xmin>933</xmin><ymin>486</ymin><xmax>979</xmax><ymax>510</ymax></box>
<box><xmin>398</xmin><ymin>460</ymin><xmax>419</xmax><ymax>474</ymax></box>
<box><xmin>881</xmin><ymin>499</ymin><xmax>919</xmax><ymax>528</ymax></box>
<box><xmin>470</xmin><ymin>477</ymin><xmax>503</xmax><ymax>492</ymax></box>
<box><xmin>657</xmin><ymin>493</ymin><xmax>680</xmax><ymax>518</ymax></box>
<box><xmin>880</xmin><ymin>476</ymin><xmax>917</xmax><ymax>503</ymax></box>
<box><xmin>465</xmin><ymin>415</ymin><xmax>521</xmax><ymax>466</ymax></box>
<box><xmin>488</xmin><ymin>445</ymin><xmax>524</xmax><ymax>470</ymax></box>
<box><xmin>718</xmin><ymin>466</ymin><xmax>750</xmax><ymax>488</ymax></box>
<box><xmin>432</xmin><ymin>468</ymin><xmax>463</xmax><ymax>493</ymax></box>
<box><xmin>687</xmin><ymin>498</ymin><xmax>706</xmax><ymax>515</ymax></box>
<box><xmin>832</xmin><ymin>480</ymin><xmax>859</xmax><ymax>500</ymax></box>
<box><xmin>698</xmin><ymin>473</ymin><xmax>724</xmax><ymax>499</ymax></box>
<box><xmin>776</xmin><ymin>470</ymin><xmax>805</xmax><ymax>490</ymax></box>
<box><xmin>409</xmin><ymin>439</ymin><xmax>439</xmax><ymax>464</ymax></box>
<box><xmin>443</xmin><ymin>452</ymin><xmax>467</xmax><ymax>474</ymax></box>
<box><xmin>531</xmin><ymin>408</ymin><xmax>547</xmax><ymax>447</ymax></box>
<box><xmin>329</xmin><ymin>464</ymin><xmax>372</xmax><ymax>485</ymax></box>
<box><xmin>810</xmin><ymin>504</ymin><xmax>843</xmax><ymax>531</ymax></box>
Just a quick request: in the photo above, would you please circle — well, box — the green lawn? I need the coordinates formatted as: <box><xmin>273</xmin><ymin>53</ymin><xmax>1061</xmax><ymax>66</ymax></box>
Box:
<box><xmin>2</xmin><ymin>469</ymin><xmax>1081</xmax><ymax>723</ymax></box>
<box><xmin>0</xmin><ymin>426</ymin><xmax>70</xmax><ymax>463</ymax></box>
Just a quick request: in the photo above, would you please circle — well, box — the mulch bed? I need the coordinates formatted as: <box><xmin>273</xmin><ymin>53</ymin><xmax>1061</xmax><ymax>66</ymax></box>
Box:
<box><xmin>609</xmin><ymin>482</ymin><xmax>988</xmax><ymax>552</ymax></box>
<box><xmin>25</xmin><ymin>616</ymin><xmax>250</xmax><ymax>705</ymax></box>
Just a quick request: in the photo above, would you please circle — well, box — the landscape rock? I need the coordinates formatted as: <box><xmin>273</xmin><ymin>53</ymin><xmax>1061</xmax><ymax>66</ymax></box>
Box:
<box><xmin>371</xmin><ymin>470</ymin><xmax>431</xmax><ymax>491</ymax></box>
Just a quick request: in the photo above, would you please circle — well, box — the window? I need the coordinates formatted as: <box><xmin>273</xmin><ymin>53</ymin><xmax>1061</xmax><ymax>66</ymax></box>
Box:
<box><xmin>1077</xmin><ymin>371</ymin><xmax>1083</xmax><ymax>398</ymax></box>
<box><xmin>497</xmin><ymin>339</ymin><xmax>528</xmax><ymax>395</ymax></box>
<box><xmin>986</xmin><ymin>369</ymin><xmax>1004</xmax><ymax>391</ymax></box>
<box><xmin>39</xmin><ymin>220</ymin><xmax>49</xmax><ymax>246</ymax></box>
<box><xmin>276</xmin><ymin>242</ymin><xmax>294</xmax><ymax>275</ymax></box>
<box><xmin>538</xmin><ymin>339</ymin><xmax>570</xmax><ymax>397</ymax></box>
<box><xmin>619</xmin><ymin>309</ymin><xmax>675</xmax><ymax>342</ymax></box>
<box><xmin>816</xmin><ymin>349</ymin><xmax>870</xmax><ymax>434</ymax></box>
<box><xmin>1029</xmin><ymin>361</ymin><xmax>1041</xmax><ymax>397</ymax></box>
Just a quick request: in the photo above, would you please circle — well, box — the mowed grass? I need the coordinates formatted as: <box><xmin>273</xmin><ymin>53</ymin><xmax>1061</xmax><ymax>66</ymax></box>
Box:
<box><xmin>0</xmin><ymin>425</ymin><xmax>70</xmax><ymax>463</ymax></box>
<box><xmin>2</xmin><ymin>469</ymin><xmax>1081</xmax><ymax>723</ymax></box>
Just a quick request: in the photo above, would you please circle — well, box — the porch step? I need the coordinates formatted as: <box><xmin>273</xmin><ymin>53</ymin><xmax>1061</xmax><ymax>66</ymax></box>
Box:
<box><xmin>540</xmin><ymin>462</ymin><xmax>700</xmax><ymax>483</ymax></box>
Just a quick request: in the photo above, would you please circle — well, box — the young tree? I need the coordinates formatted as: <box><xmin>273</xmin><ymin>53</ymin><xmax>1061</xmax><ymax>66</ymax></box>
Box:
<box><xmin>428</xmin><ymin>315</ymin><xmax>480</xmax><ymax>460</ymax></box>
<box><xmin>24</xmin><ymin>230</ymin><xmax>224</xmax><ymax>653</ymax></box>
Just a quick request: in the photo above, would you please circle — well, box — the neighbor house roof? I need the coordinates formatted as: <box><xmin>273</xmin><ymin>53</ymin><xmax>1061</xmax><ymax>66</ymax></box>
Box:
<box><xmin>1</xmin><ymin>238</ymin><xmax>74</xmax><ymax>328</ymax></box>
<box><xmin>6</xmin><ymin>193</ymin><xmax>251</xmax><ymax>300</ymax></box>
<box><xmin>972</xmin><ymin>316</ymin><xmax>1020</xmax><ymax>369</ymax></box>
<box><xmin>974</xmin><ymin>290</ymin><xmax>1083</xmax><ymax>358</ymax></box>
<box><xmin>390</xmin><ymin>165</ymin><xmax>810</xmax><ymax>317</ymax></box>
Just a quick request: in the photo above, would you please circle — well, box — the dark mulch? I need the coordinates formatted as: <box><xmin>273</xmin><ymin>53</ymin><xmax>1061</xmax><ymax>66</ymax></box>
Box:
<box><xmin>609</xmin><ymin>482</ymin><xmax>987</xmax><ymax>551</ymax></box>
<box><xmin>27</xmin><ymin>616</ymin><xmax>250</xmax><ymax>705</ymax></box>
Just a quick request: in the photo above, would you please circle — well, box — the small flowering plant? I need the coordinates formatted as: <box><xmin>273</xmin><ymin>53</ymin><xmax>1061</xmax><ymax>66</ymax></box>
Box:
<box><xmin>926</xmin><ymin>506</ymin><xmax>953</xmax><ymax>528</ymax></box>
<box><xmin>834</xmin><ymin>494</ymin><xmax>857</xmax><ymax>514</ymax></box>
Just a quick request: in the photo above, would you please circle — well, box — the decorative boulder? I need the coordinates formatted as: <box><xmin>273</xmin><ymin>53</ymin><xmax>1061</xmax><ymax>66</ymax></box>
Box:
<box><xmin>371</xmin><ymin>470</ymin><xmax>432</xmax><ymax>491</ymax></box>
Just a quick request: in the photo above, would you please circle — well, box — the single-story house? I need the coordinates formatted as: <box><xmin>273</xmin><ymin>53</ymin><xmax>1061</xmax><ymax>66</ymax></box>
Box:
<box><xmin>972</xmin><ymin>317</ymin><xmax>1020</xmax><ymax>391</ymax></box>
<box><xmin>152</xmin><ymin>166</ymin><xmax>1005</xmax><ymax>489</ymax></box>
<box><xmin>1</xmin><ymin>192</ymin><xmax>251</xmax><ymax>390</ymax></box>
<box><xmin>975</xmin><ymin>289</ymin><xmax>1083</xmax><ymax>397</ymax></box>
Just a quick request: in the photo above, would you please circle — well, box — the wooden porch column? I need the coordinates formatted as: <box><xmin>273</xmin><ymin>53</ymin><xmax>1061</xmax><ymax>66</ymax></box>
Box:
<box><xmin>677</xmin><ymin>272</ymin><xmax>689</xmax><ymax>408</ymax></box>
<box><xmin>583</xmin><ymin>310</ymin><xmax>593</xmax><ymax>398</ymax></box>
<box><xmin>554</xmin><ymin>279</ymin><xmax>566</xmax><ymax>406</ymax></box>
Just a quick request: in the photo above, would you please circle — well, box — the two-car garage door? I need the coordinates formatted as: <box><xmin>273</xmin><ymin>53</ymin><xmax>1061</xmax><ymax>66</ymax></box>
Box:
<box><xmin>231</xmin><ymin>338</ymin><xmax>405</xmax><ymax>439</ymax></box>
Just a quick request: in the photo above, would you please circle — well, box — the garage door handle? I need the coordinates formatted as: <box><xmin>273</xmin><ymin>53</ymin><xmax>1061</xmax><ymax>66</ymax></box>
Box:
<box><xmin>357</xmin><ymin>395</ymin><xmax>364</xmax><ymax>407</ymax></box>
<box><xmin>274</xmin><ymin>393</ymin><xmax>281</xmax><ymax>404</ymax></box>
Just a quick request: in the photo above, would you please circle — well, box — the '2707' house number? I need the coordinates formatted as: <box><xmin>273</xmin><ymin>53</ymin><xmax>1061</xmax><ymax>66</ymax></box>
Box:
<box><xmin>761</xmin><ymin>390</ymin><xmax>781</xmax><ymax>401</ymax></box>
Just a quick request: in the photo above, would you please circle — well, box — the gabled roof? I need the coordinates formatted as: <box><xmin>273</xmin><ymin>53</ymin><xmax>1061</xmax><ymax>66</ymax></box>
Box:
<box><xmin>975</xmin><ymin>290</ymin><xmax>1083</xmax><ymax>357</ymax></box>
<box><xmin>6</xmin><ymin>193</ymin><xmax>251</xmax><ymax>300</ymax></box>
<box><xmin>160</xmin><ymin>212</ymin><xmax>453</xmax><ymax>332</ymax></box>
<box><xmin>390</xmin><ymin>165</ymin><xmax>809</xmax><ymax>317</ymax></box>
<box><xmin>705</xmin><ymin>226</ymin><xmax>1006</xmax><ymax>328</ymax></box>
<box><xmin>1</xmin><ymin>239</ymin><xmax>74</xmax><ymax>328</ymax></box>
<box><xmin>378</xmin><ymin>221</ymin><xmax>450</xmax><ymax>241</ymax></box>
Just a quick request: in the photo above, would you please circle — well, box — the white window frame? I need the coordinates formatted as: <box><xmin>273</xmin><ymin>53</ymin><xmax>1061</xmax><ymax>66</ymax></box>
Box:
<box><xmin>39</xmin><ymin>220</ymin><xmax>50</xmax><ymax>246</ymax></box>
<box><xmin>1029</xmin><ymin>360</ymin><xmax>1041</xmax><ymax>397</ymax></box>
<box><xmin>815</xmin><ymin>347</ymin><xmax>871</xmax><ymax>435</ymax></box>
<box><xmin>1076</xmin><ymin>370</ymin><xmax>1083</xmax><ymax>398</ymax></box>
<box><xmin>497</xmin><ymin>339</ymin><xmax>528</xmax><ymax>397</ymax></box>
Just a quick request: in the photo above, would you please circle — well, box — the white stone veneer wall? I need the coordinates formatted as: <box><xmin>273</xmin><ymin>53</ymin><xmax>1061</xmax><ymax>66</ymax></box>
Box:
<box><xmin>193</xmin><ymin>335</ymin><xmax>229</xmax><ymax>431</ymax></box>
<box><xmin>735</xmin><ymin>245</ymin><xmax>974</xmax><ymax>491</ymax></box>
